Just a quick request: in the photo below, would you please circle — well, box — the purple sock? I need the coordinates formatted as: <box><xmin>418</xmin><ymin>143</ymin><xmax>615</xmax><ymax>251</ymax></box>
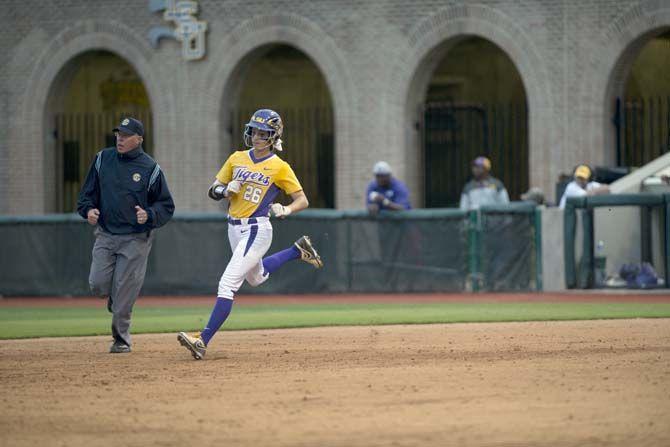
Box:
<box><xmin>200</xmin><ymin>297</ymin><xmax>233</xmax><ymax>345</ymax></box>
<box><xmin>262</xmin><ymin>245</ymin><xmax>301</xmax><ymax>275</ymax></box>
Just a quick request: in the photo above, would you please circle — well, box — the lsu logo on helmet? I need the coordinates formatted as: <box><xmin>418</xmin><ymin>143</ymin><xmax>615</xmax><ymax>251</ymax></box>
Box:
<box><xmin>244</xmin><ymin>109</ymin><xmax>284</xmax><ymax>151</ymax></box>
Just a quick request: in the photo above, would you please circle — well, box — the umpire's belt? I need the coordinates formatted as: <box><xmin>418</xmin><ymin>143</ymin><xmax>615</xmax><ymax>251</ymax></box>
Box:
<box><xmin>228</xmin><ymin>216</ymin><xmax>269</xmax><ymax>225</ymax></box>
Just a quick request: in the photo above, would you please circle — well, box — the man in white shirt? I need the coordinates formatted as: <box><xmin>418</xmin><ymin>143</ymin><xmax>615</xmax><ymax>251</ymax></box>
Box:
<box><xmin>559</xmin><ymin>165</ymin><xmax>610</xmax><ymax>209</ymax></box>
<box><xmin>459</xmin><ymin>156</ymin><xmax>510</xmax><ymax>211</ymax></box>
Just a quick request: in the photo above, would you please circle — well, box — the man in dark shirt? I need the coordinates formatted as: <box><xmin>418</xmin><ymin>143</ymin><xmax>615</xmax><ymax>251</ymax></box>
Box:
<box><xmin>77</xmin><ymin>117</ymin><xmax>174</xmax><ymax>353</ymax></box>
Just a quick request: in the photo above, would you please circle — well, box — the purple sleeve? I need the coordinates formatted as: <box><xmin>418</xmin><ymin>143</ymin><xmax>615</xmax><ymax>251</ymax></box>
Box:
<box><xmin>394</xmin><ymin>181</ymin><xmax>412</xmax><ymax>210</ymax></box>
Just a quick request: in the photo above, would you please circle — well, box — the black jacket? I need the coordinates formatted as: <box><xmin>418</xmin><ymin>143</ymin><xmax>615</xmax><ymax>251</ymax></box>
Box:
<box><xmin>77</xmin><ymin>146</ymin><xmax>175</xmax><ymax>234</ymax></box>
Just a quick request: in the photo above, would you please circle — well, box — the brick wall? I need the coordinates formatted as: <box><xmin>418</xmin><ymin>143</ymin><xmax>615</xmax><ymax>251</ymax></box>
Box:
<box><xmin>1</xmin><ymin>0</ymin><xmax>669</xmax><ymax>213</ymax></box>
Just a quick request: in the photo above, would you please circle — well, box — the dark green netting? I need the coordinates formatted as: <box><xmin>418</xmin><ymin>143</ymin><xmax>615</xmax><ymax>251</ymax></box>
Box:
<box><xmin>479</xmin><ymin>210</ymin><xmax>536</xmax><ymax>291</ymax></box>
<box><xmin>0</xmin><ymin>215</ymin><xmax>94</xmax><ymax>295</ymax></box>
<box><xmin>0</xmin><ymin>208</ymin><xmax>541</xmax><ymax>296</ymax></box>
<box><xmin>346</xmin><ymin>213</ymin><xmax>468</xmax><ymax>293</ymax></box>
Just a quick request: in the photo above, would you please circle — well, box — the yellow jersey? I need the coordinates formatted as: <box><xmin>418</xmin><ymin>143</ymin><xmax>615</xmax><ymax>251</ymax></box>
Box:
<box><xmin>215</xmin><ymin>150</ymin><xmax>302</xmax><ymax>218</ymax></box>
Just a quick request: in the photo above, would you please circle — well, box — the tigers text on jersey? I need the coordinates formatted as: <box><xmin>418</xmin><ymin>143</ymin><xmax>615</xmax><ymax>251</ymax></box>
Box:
<box><xmin>216</xmin><ymin>150</ymin><xmax>302</xmax><ymax>218</ymax></box>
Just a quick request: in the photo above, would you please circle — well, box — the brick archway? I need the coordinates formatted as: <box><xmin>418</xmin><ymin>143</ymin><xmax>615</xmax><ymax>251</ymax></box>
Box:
<box><xmin>581</xmin><ymin>1</ymin><xmax>670</xmax><ymax>167</ymax></box>
<box><xmin>394</xmin><ymin>4</ymin><xmax>556</xmax><ymax>204</ymax></box>
<box><xmin>201</xmin><ymin>14</ymin><xmax>356</xmax><ymax>208</ymax></box>
<box><xmin>6</xmin><ymin>20</ymin><xmax>168</xmax><ymax>214</ymax></box>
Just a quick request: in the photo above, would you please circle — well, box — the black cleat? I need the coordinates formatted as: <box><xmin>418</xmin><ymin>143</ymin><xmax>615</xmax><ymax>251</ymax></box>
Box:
<box><xmin>294</xmin><ymin>235</ymin><xmax>323</xmax><ymax>269</ymax></box>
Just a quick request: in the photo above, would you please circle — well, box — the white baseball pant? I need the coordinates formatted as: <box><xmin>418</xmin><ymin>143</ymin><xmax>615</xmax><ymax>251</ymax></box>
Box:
<box><xmin>217</xmin><ymin>217</ymin><xmax>273</xmax><ymax>300</ymax></box>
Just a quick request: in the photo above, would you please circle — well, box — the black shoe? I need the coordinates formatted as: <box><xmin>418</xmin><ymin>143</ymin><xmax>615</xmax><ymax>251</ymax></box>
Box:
<box><xmin>107</xmin><ymin>296</ymin><xmax>113</xmax><ymax>313</ymax></box>
<box><xmin>109</xmin><ymin>341</ymin><xmax>131</xmax><ymax>353</ymax></box>
<box><xmin>294</xmin><ymin>235</ymin><xmax>324</xmax><ymax>268</ymax></box>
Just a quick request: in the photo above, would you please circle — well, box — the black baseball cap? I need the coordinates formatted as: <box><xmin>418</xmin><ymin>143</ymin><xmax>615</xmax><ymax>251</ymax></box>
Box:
<box><xmin>113</xmin><ymin>117</ymin><xmax>144</xmax><ymax>136</ymax></box>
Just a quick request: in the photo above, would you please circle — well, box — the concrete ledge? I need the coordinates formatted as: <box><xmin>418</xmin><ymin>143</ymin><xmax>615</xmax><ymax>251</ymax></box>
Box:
<box><xmin>610</xmin><ymin>152</ymin><xmax>670</xmax><ymax>193</ymax></box>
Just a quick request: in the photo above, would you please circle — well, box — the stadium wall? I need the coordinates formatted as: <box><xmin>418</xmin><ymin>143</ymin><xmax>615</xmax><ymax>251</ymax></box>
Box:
<box><xmin>1</xmin><ymin>0</ymin><xmax>669</xmax><ymax>213</ymax></box>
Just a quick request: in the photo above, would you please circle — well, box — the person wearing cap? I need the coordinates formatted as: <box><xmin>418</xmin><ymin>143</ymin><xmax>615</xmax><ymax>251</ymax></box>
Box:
<box><xmin>366</xmin><ymin>161</ymin><xmax>412</xmax><ymax>215</ymax></box>
<box><xmin>77</xmin><ymin>117</ymin><xmax>175</xmax><ymax>354</ymax></box>
<box><xmin>558</xmin><ymin>165</ymin><xmax>610</xmax><ymax>209</ymax></box>
<box><xmin>459</xmin><ymin>156</ymin><xmax>509</xmax><ymax>211</ymax></box>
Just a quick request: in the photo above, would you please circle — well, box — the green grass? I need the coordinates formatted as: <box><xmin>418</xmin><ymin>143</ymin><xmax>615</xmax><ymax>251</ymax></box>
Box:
<box><xmin>1</xmin><ymin>302</ymin><xmax>670</xmax><ymax>339</ymax></box>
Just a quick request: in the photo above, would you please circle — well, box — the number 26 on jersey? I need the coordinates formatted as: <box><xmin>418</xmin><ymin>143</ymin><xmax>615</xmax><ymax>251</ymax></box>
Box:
<box><xmin>243</xmin><ymin>185</ymin><xmax>262</xmax><ymax>204</ymax></box>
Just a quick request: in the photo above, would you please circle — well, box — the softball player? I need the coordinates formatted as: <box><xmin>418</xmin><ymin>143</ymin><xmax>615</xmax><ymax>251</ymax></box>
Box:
<box><xmin>178</xmin><ymin>109</ymin><xmax>323</xmax><ymax>360</ymax></box>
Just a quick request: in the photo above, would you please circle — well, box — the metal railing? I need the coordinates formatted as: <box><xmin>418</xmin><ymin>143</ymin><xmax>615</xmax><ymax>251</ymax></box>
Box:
<box><xmin>422</xmin><ymin>101</ymin><xmax>529</xmax><ymax>208</ymax></box>
<box><xmin>564</xmin><ymin>193</ymin><xmax>670</xmax><ymax>289</ymax></box>
<box><xmin>613</xmin><ymin>96</ymin><xmax>670</xmax><ymax>167</ymax></box>
<box><xmin>229</xmin><ymin>107</ymin><xmax>335</xmax><ymax>209</ymax></box>
<box><xmin>53</xmin><ymin>111</ymin><xmax>153</xmax><ymax>212</ymax></box>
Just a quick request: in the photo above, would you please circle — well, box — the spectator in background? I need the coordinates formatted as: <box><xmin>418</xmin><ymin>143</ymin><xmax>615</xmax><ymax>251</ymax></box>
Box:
<box><xmin>558</xmin><ymin>164</ymin><xmax>610</xmax><ymax>209</ymax></box>
<box><xmin>366</xmin><ymin>161</ymin><xmax>411</xmax><ymax>215</ymax></box>
<box><xmin>459</xmin><ymin>156</ymin><xmax>509</xmax><ymax>211</ymax></box>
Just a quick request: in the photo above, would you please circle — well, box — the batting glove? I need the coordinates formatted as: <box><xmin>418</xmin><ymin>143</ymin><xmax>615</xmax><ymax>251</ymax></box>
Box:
<box><xmin>270</xmin><ymin>203</ymin><xmax>292</xmax><ymax>218</ymax></box>
<box><xmin>226</xmin><ymin>180</ymin><xmax>242</xmax><ymax>196</ymax></box>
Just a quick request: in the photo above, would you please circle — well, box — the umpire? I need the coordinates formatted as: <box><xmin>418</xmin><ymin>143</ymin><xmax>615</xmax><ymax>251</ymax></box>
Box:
<box><xmin>77</xmin><ymin>117</ymin><xmax>174</xmax><ymax>353</ymax></box>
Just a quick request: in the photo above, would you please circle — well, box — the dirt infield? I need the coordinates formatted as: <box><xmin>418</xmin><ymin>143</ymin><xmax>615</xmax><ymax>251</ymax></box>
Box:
<box><xmin>2</xmin><ymin>290</ymin><xmax>670</xmax><ymax>307</ymax></box>
<box><xmin>1</xmin><ymin>319</ymin><xmax>668</xmax><ymax>446</ymax></box>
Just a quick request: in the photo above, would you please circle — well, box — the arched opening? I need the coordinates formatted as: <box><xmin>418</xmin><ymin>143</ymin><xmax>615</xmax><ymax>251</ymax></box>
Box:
<box><xmin>227</xmin><ymin>44</ymin><xmax>335</xmax><ymax>208</ymax></box>
<box><xmin>612</xmin><ymin>29</ymin><xmax>670</xmax><ymax>168</ymax></box>
<box><xmin>422</xmin><ymin>36</ymin><xmax>528</xmax><ymax>207</ymax></box>
<box><xmin>45</xmin><ymin>51</ymin><xmax>153</xmax><ymax>212</ymax></box>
